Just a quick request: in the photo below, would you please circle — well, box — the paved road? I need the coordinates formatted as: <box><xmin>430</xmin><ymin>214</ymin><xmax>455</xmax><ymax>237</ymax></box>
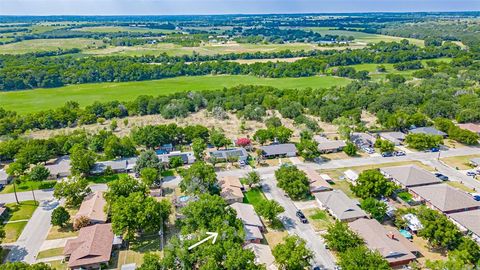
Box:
<box><xmin>3</xmin><ymin>204</ymin><xmax>56</xmax><ymax>263</ymax></box>
<box><xmin>424</xmin><ymin>159</ymin><xmax>480</xmax><ymax>191</ymax></box>
<box><xmin>0</xmin><ymin>184</ymin><xmax>107</xmax><ymax>204</ymax></box>
<box><xmin>260</xmin><ymin>172</ymin><xmax>336</xmax><ymax>269</ymax></box>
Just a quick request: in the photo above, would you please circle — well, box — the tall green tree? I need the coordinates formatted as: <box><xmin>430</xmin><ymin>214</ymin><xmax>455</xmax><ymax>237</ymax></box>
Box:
<box><xmin>53</xmin><ymin>177</ymin><xmax>91</xmax><ymax>207</ymax></box>
<box><xmin>272</xmin><ymin>235</ymin><xmax>314</xmax><ymax>270</ymax></box>
<box><xmin>191</xmin><ymin>138</ymin><xmax>207</xmax><ymax>160</ymax></box>
<box><xmin>351</xmin><ymin>169</ymin><xmax>398</xmax><ymax>199</ymax></box>
<box><xmin>179</xmin><ymin>161</ymin><xmax>218</xmax><ymax>195</ymax></box>
<box><xmin>51</xmin><ymin>206</ymin><xmax>70</xmax><ymax>227</ymax></box>
<box><xmin>338</xmin><ymin>246</ymin><xmax>390</xmax><ymax>270</ymax></box>
<box><xmin>323</xmin><ymin>221</ymin><xmax>364</xmax><ymax>253</ymax></box>
<box><xmin>69</xmin><ymin>144</ymin><xmax>96</xmax><ymax>176</ymax></box>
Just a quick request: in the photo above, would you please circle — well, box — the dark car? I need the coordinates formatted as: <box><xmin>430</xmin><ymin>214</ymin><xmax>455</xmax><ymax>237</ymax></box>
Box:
<box><xmin>473</xmin><ymin>195</ymin><xmax>480</xmax><ymax>201</ymax></box>
<box><xmin>434</xmin><ymin>173</ymin><xmax>449</xmax><ymax>181</ymax></box>
<box><xmin>296</xmin><ymin>210</ymin><xmax>308</xmax><ymax>224</ymax></box>
<box><xmin>431</xmin><ymin>147</ymin><xmax>440</xmax><ymax>152</ymax></box>
<box><xmin>0</xmin><ymin>184</ymin><xmax>4</xmax><ymax>191</ymax></box>
<box><xmin>381</xmin><ymin>152</ymin><xmax>393</xmax><ymax>157</ymax></box>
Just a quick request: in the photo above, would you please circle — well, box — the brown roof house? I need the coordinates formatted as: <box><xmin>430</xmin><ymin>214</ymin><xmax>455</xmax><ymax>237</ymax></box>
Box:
<box><xmin>219</xmin><ymin>176</ymin><xmax>245</xmax><ymax>204</ymax></box>
<box><xmin>75</xmin><ymin>191</ymin><xmax>108</xmax><ymax>225</ymax></box>
<box><xmin>349</xmin><ymin>218</ymin><xmax>419</xmax><ymax>267</ymax></box>
<box><xmin>301</xmin><ymin>168</ymin><xmax>332</xmax><ymax>193</ymax></box>
<box><xmin>380</xmin><ymin>165</ymin><xmax>441</xmax><ymax>189</ymax></box>
<box><xmin>231</xmin><ymin>202</ymin><xmax>265</xmax><ymax>243</ymax></box>
<box><xmin>457</xmin><ymin>123</ymin><xmax>480</xmax><ymax>135</ymax></box>
<box><xmin>63</xmin><ymin>223</ymin><xmax>114</xmax><ymax>269</ymax></box>
<box><xmin>315</xmin><ymin>190</ymin><xmax>367</xmax><ymax>222</ymax></box>
<box><xmin>410</xmin><ymin>184</ymin><xmax>480</xmax><ymax>214</ymax></box>
<box><xmin>449</xmin><ymin>209</ymin><xmax>480</xmax><ymax>244</ymax></box>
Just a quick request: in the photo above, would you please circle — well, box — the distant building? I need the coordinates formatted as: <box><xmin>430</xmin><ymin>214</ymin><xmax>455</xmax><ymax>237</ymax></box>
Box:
<box><xmin>380</xmin><ymin>165</ymin><xmax>441</xmax><ymax>189</ymax></box>
<box><xmin>260</xmin><ymin>143</ymin><xmax>297</xmax><ymax>158</ymax></box>
<box><xmin>63</xmin><ymin>223</ymin><xmax>114</xmax><ymax>269</ymax></box>
<box><xmin>45</xmin><ymin>156</ymin><xmax>71</xmax><ymax>179</ymax></box>
<box><xmin>158</xmin><ymin>151</ymin><xmax>195</xmax><ymax>164</ymax></box>
<box><xmin>378</xmin><ymin>132</ymin><xmax>406</xmax><ymax>146</ymax></box>
<box><xmin>231</xmin><ymin>202</ymin><xmax>264</xmax><ymax>243</ymax></box>
<box><xmin>0</xmin><ymin>169</ymin><xmax>12</xmax><ymax>185</ymax></box>
<box><xmin>315</xmin><ymin>190</ymin><xmax>367</xmax><ymax>222</ymax></box>
<box><xmin>219</xmin><ymin>176</ymin><xmax>244</xmax><ymax>204</ymax></box>
<box><xmin>410</xmin><ymin>184</ymin><xmax>480</xmax><ymax>214</ymax></box>
<box><xmin>91</xmin><ymin>159</ymin><xmax>129</xmax><ymax>175</ymax></box>
<box><xmin>209</xmin><ymin>148</ymin><xmax>249</xmax><ymax>162</ymax></box>
<box><xmin>349</xmin><ymin>218</ymin><xmax>419</xmax><ymax>267</ymax></box>
<box><xmin>408</xmin><ymin>127</ymin><xmax>447</xmax><ymax>137</ymax></box>
<box><xmin>351</xmin><ymin>132</ymin><xmax>377</xmax><ymax>147</ymax></box>
<box><xmin>75</xmin><ymin>191</ymin><xmax>107</xmax><ymax>225</ymax></box>
<box><xmin>314</xmin><ymin>136</ymin><xmax>346</xmax><ymax>153</ymax></box>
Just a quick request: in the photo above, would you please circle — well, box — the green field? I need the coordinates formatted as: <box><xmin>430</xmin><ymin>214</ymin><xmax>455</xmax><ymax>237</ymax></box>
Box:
<box><xmin>0</xmin><ymin>75</ymin><xmax>350</xmax><ymax>114</ymax></box>
<box><xmin>75</xmin><ymin>26</ymin><xmax>175</xmax><ymax>34</ymax></box>
<box><xmin>305</xmin><ymin>28</ymin><xmax>425</xmax><ymax>46</ymax></box>
<box><xmin>0</xmin><ymin>38</ymin><xmax>106</xmax><ymax>54</ymax></box>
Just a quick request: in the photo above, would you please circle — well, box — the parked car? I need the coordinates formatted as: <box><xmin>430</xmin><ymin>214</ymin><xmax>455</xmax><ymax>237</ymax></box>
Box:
<box><xmin>394</xmin><ymin>151</ymin><xmax>406</xmax><ymax>156</ymax></box>
<box><xmin>434</xmin><ymin>173</ymin><xmax>449</xmax><ymax>181</ymax></box>
<box><xmin>296</xmin><ymin>210</ymin><xmax>308</xmax><ymax>224</ymax></box>
<box><xmin>363</xmin><ymin>147</ymin><xmax>375</xmax><ymax>154</ymax></box>
<box><xmin>0</xmin><ymin>184</ymin><xmax>4</xmax><ymax>191</ymax></box>
<box><xmin>431</xmin><ymin>147</ymin><xmax>440</xmax><ymax>152</ymax></box>
<box><xmin>467</xmin><ymin>171</ymin><xmax>477</xmax><ymax>177</ymax></box>
<box><xmin>472</xmin><ymin>194</ymin><xmax>480</xmax><ymax>201</ymax></box>
<box><xmin>381</xmin><ymin>152</ymin><xmax>393</xmax><ymax>157</ymax></box>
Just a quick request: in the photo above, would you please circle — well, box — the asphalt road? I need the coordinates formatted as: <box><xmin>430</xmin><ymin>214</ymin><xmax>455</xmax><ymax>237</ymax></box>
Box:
<box><xmin>260</xmin><ymin>172</ymin><xmax>336</xmax><ymax>269</ymax></box>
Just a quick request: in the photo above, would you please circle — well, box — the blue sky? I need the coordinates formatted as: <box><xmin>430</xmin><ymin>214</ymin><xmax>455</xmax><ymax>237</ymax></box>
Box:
<box><xmin>1</xmin><ymin>0</ymin><xmax>479</xmax><ymax>15</ymax></box>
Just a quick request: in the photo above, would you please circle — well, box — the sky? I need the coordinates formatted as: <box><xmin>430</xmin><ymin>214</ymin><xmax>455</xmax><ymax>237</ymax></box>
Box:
<box><xmin>0</xmin><ymin>0</ymin><xmax>479</xmax><ymax>15</ymax></box>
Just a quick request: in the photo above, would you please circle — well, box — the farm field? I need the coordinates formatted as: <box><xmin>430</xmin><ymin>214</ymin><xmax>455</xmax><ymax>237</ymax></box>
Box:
<box><xmin>0</xmin><ymin>38</ymin><xmax>106</xmax><ymax>54</ymax></box>
<box><xmin>0</xmin><ymin>75</ymin><xmax>350</xmax><ymax>114</ymax></box>
<box><xmin>304</xmin><ymin>27</ymin><xmax>425</xmax><ymax>46</ymax></box>
<box><xmin>75</xmin><ymin>26</ymin><xmax>175</xmax><ymax>34</ymax></box>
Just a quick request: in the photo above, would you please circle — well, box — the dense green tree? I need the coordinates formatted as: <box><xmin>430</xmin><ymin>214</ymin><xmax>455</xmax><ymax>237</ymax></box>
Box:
<box><xmin>296</xmin><ymin>138</ymin><xmax>320</xmax><ymax>161</ymax></box>
<box><xmin>210</xmin><ymin>129</ymin><xmax>230</xmax><ymax>149</ymax></box>
<box><xmin>351</xmin><ymin>169</ymin><xmax>398</xmax><ymax>199</ymax></box>
<box><xmin>69</xmin><ymin>144</ymin><xmax>96</xmax><ymax>176</ymax></box>
<box><xmin>179</xmin><ymin>161</ymin><xmax>218</xmax><ymax>195</ymax></box>
<box><xmin>275</xmin><ymin>165</ymin><xmax>310</xmax><ymax>200</ymax></box>
<box><xmin>243</xmin><ymin>171</ymin><xmax>261</xmax><ymax>188</ymax></box>
<box><xmin>324</xmin><ymin>221</ymin><xmax>364</xmax><ymax>253</ymax></box>
<box><xmin>51</xmin><ymin>206</ymin><xmax>70</xmax><ymax>227</ymax></box>
<box><xmin>338</xmin><ymin>246</ymin><xmax>390</xmax><ymax>270</ymax></box>
<box><xmin>405</xmin><ymin>133</ymin><xmax>443</xmax><ymax>150</ymax></box>
<box><xmin>169</xmin><ymin>156</ymin><xmax>184</xmax><ymax>169</ymax></box>
<box><xmin>28</xmin><ymin>165</ymin><xmax>50</xmax><ymax>182</ymax></box>
<box><xmin>417</xmin><ymin>207</ymin><xmax>462</xmax><ymax>250</ymax></box>
<box><xmin>374</xmin><ymin>139</ymin><xmax>395</xmax><ymax>153</ymax></box>
<box><xmin>360</xmin><ymin>198</ymin><xmax>387</xmax><ymax>221</ymax></box>
<box><xmin>105</xmin><ymin>175</ymin><xmax>148</xmax><ymax>203</ymax></box>
<box><xmin>191</xmin><ymin>138</ymin><xmax>207</xmax><ymax>160</ymax></box>
<box><xmin>134</xmin><ymin>150</ymin><xmax>162</xmax><ymax>174</ymax></box>
<box><xmin>343</xmin><ymin>142</ymin><xmax>357</xmax><ymax>156</ymax></box>
<box><xmin>53</xmin><ymin>177</ymin><xmax>91</xmax><ymax>207</ymax></box>
<box><xmin>272</xmin><ymin>235</ymin><xmax>314</xmax><ymax>270</ymax></box>
<box><xmin>255</xmin><ymin>199</ymin><xmax>284</xmax><ymax>223</ymax></box>
<box><xmin>140</xmin><ymin>167</ymin><xmax>159</xmax><ymax>187</ymax></box>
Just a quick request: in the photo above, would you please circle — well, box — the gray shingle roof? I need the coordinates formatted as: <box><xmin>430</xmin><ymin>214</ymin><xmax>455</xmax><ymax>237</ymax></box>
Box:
<box><xmin>409</xmin><ymin>127</ymin><xmax>447</xmax><ymax>136</ymax></box>
<box><xmin>315</xmin><ymin>190</ymin><xmax>367</xmax><ymax>221</ymax></box>
<box><xmin>260</xmin><ymin>143</ymin><xmax>297</xmax><ymax>156</ymax></box>
<box><xmin>381</xmin><ymin>165</ymin><xmax>441</xmax><ymax>187</ymax></box>
<box><xmin>231</xmin><ymin>202</ymin><xmax>264</xmax><ymax>228</ymax></box>
<box><xmin>210</xmin><ymin>148</ymin><xmax>249</xmax><ymax>160</ymax></box>
<box><xmin>448</xmin><ymin>209</ymin><xmax>480</xmax><ymax>237</ymax></box>
<box><xmin>410</xmin><ymin>184</ymin><xmax>480</xmax><ymax>213</ymax></box>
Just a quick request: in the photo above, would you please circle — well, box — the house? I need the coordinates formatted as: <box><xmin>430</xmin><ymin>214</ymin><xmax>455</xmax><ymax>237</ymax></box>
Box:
<box><xmin>351</xmin><ymin>132</ymin><xmax>377</xmax><ymax>147</ymax></box>
<box><xmin>315</xmin><ymin>190</ymin><xmax>367</xmax><ymax>222</ymax></box>
<box><xmin>379</xmin><ymin>132</ymin><xmax>406</xmax><ymax>146</ymax></box>
<box><xmin>448</xmin><ymin>209</ymin><xmax>480</xmax><ymax>243</ymax></box>
<box><xmin>125</xmin><ymin>157</ymin><xmax>137</xmax><ymax>172</ymax></box>
<box><xmin>209</xmin><ymin>148</ymin><xmax>249</xmax><ymax>162</ymax></box>
<box><xmin>380</xmin><ymin>165</ymin><xmax>441</xmax><ymax>189</ymax></box>
<box><xmin>231</xmin><ymin>202</ymin><xmax>264</xmax><ymax>243</ymax></box>
<box><xmin>470</xmin><ymin>158</ymin><xmax>480</xmax><ymax>167</ymax></box>
<box><xmin>301</xmin><ymin>168</ymin><xmax>332</xmax><ymax>193</ymax></box>
<box><xmin>75</xmin><ymin>191</ymin><xmax>108</xmax><ymax>224</ymax></box>
<box><xmin>314</xmin><ymin>136</ymin><xmax>346</xmax><ymax>153</ymax></box>
<box><xmin>91</xmin><ymin>159</ymin><xmax>128</xmax><ymax>175</ymax></box>
<box><xmin>0</xmin><ymin>169</ymin><xmax>12</xmax><ymax>185</ymax></box>
<box><xmin>63</xmin><ymin>223</ymin><xmax>114</xmax><ymax>269</ymax></box>
<box><xmin>260</xmin><ymin>144</ymin><xmax>297</xmax><ymax>158</ymax></box>
<box><xmin>219</xmin><ymin>176</ymin><xmax>244</xmax><ymax>204</ymax></box>
<box><xmin>244</xmin><ymin>243</ymin><xmax>278</xmax><ymax>270</ymax></box>
<box><xmin>45</xmin><ymin>156</ymin><xmax>71</xmax><ymax>179</ymax></box>
<box><xmin>348</xmin><ymin>218</ymin><xmax>419</xmax><ymax>267</ymax></box>
<box><xmin>158</xmin><ymin>151</ymin><xmax>195</xmax><ymax>164</ymax></box>
<box><xmin>457</xmin><ymin>123</ymin><xmax>480</xmax><ymax>135</ymax></box>
<box><xmin>344</xmin><ymin>169</ymin><xmax>359</xmax><ymax>185</ymax></box>
<box><xmin>408</xmin><ymin>127</ymin><xmax>447</xmax><ymax>137</ymax></box>
<box><xmin>410</xmin><ymin>184</ymin><xmax>480</xmax><ymax>214</ymax></box>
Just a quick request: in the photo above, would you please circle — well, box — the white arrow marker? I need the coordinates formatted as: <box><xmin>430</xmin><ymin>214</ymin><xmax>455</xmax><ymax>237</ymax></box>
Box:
<box><xmin>188</xmin><ymin>232</ymin><xmax>218</xmax><ymax>250</ymax></box>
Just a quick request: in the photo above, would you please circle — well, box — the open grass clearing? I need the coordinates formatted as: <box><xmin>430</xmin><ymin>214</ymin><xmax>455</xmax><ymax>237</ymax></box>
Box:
<box><xmin>0</xmin><ymin>180</ymin><xmax>57</xmax><ymax>194</ymax></box>
<box><xmin>3</xmin><ymin>221</ymin><xmax>28</xmax><ymax>243</ymax></box>
<box><xmin>37</xmin><ymin>247</ymin><xmax>64</xmax><ymax>260</ymax></box>
<box><xmin>0</xmin><ymin>75</ymin><xmax>350</xmax><ymax>114</ymax></box>
<box><xmin>86</xmin><ymin>173</ymin><xmax>128</xmax><ymax>184</ymax></box>
<box><xmin>304</xmin><ymin>208</ymin><xmax>334</xmax><ymax>231</ymax></box>
<box><xmin>5</xmin><ymin>200</ymin><xmax>38</xmax><ymax>221</ymax></box>
<box><xmin>0</xmin><ymin>38</ymin><xmax>106</xmax><ymax>54</ymax></box>
<box><xmin>243</xmin><ymin>188</ymin><xmax>266</xmax><ymax>209</ymax></box>
<box><xmin>441</xmin><ymin>154</ymin><xmax>479</xmax><ymax>170</ymax></box>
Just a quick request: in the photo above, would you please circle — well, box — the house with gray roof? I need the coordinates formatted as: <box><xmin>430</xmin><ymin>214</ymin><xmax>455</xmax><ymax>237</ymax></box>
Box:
<box><xmin>231</xmin><ymin>202</ymin><xmax>265</xmax><ymax>243</ymax></box>
<box><xmin>209</xmin><ymin>148</ymin><xmax>249</xmax><ymax>162</ymax></box>
<box><xmin>410</xmin><ymin>184</ymin><xmax>480</xmax><ymax>214</ymax></box>
<box><xmin>45</xmin><ymin>156</ymin><xmax>71</xmax><ymax>179</ymax></box>
<box><xmin>260</xmin><ymin>144</ymin><xmax>297</xmax><ymax>158</ymax></box>
<box><xmin>409</xmin><ymin>127</ymin><xmax>447</xmax><ymax>137</ymax></box>
<box><xmin>158</xmin><ymin>151</ymin><xmax>195</xmax><ymax>165</ymax></box>
<box><xmin>91</xmin><ymin>159</ymin><xmax>128</xmax><ymax>175</ymax></box>
<box><xmin>379</xmin><ymin>132</ymin><xmax>406</xmax><ymax>146</ymax></box>
<box><xmin>314</xmin><ymin>136</ymin><xmax>346</xmax><ymax>153</ymax></box>
<box><xmin>380</xmin><ymin>165</ymin><xmax>441</xmax><ymax>189</ymax></box>
<box><xmin>351</xmin><ymin>132</ymin><xmax>377</xmax><ymax>147</ymax></box>
<box><xmin>349</xmin><ymin>218</ymin><xmax>419</xmax><ymax>267</ymax></box>
<box><xmin>315</xmin><ymin>190</ymin><xmax>367</xmax><ymax>222</ymax></box>
<box><xmin>0</xmin><ymin>169</ymin><xmax>12</xmax><ymax>185</ymax></box>
<box><xmin>449</xmin><ymin>209</ymin><xmax>480</xmax><ymax>244</ymax></box>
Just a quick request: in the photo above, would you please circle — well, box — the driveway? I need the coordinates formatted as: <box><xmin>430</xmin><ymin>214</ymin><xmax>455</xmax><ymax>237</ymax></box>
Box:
<box><xmin>260</xmin><ymin>172</ymin><xmax>336</xmax><ymax>269</ymax></box>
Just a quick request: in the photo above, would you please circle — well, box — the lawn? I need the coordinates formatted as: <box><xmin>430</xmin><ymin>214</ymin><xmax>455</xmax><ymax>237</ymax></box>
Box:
<box><xmin>0</xmin><ymin>38</ymin><xmax>105</xmax><ymax>54</ymax></box>
<box><xmin>243</xmin><ymin>188</ymin><xmax>266</xmax><ymax>209</ymax></box>
<box><xmin>3</xmin><ymin>221</ymin><xmax>28</xmax><ymax>243</ymax></box>
<box><xmin>329</xmin><ymin>180</ymin><xmax>356</xmax><ymax>199</ymax></box>
<box><xmin>5</xmin><ymin>200</ymin><xmax>38</xmax><ymax>221</ymax></box>
<box><xmin>441</xmin><ymin>155</ymin><xmax>479</xmax><ymax>170</ymax></box>
<box><xmin>86</xmin><ymin>173</ymin><xmax>127</xmax><ymax>184</ymax></box>
<box><xmin>446</xmin><ymin>181</ymin><xmax>475</xmax><ymax>193</ymax></box>
<box><xmin>36</xmin><ymin>247</ymin><xmax>64</xmax><ymax>259</ymax></box>
<box><xmin>0</xmin><ymin>180</ymin><xmax>57</xmax><ymax>194</ymax></box>
<box><xmin>304</xmin><ymin>208</ymin><xmax>334</xmax><ymax>231</ymax></box>
<box><xmin>397</xmin><ymin>191</ymin><xmax>413</xmax><ymax>202</ymax></box>
<box><xmin>111</xmin><ymin>234</ymin><xmax>163</xmax><ymax>268</ymax></box>
<box><xmin>0</xmin><ymin>75</ymin><xmax>350</xmax><ymax>114</ymax></box>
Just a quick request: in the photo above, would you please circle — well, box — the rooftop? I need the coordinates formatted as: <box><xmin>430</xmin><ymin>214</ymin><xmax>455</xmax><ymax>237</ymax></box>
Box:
<box><xmin>458</xmin><ymin>123</ymin><xmax>480</xmax><ymax>133</ymax></box>
<box><xmin>315</xmin><ymin>190</ymin><xmax>367</xmax><ymax>221</ymax></box>
<box><xmin>244</xmin><ymin>243</ymin><xmax>277</xmax><ymax>270</ymax></box>
<box><xmin>410</xmin><ymin>184</ymin><xmax>480</xmax><ymax>213</ymax></box>
<box><xmin>301</xmin><ymin>168</ymin><xmax>332</xmax><ymax>193</ymax></box>
<box><xmin>409</xmin><ymin>126</ymin><xmax>447</xmax><ymax>137</ymax></box>
<box><xmin>219</xmin><ymin>176</ymin><xmax>244</xmax><ymax>202</ymax></box>
<box><xmin>260</xmin><ymin>143</ymin><xmax>297</xmax><ymax>156</ymax></box>
<box><xmin>448</xmin><ymin>209</ymin><xmax>480</xmax><ymax>237</ymax></box>
<box><xmin>45</xmin><ymin>156</ymin><xmax>71</xmax><ymax>175</ymax></box>
<box><xmin>64</xmin><ymin>223</ymin><xmax>114</xmax><ymax>268</ymax></box>
<box><xmin>210</xmin><ymin>148</ymin><xmax>248</xmax><ymax>160</ymax></box>
<box><xmin>381</xmin><ymin>165</ymin><xmax>441</xmax><ymax>187</ymax></box>
<box><xmin>75</xmin><ymin>191</ymin><xmax>107</xmax><ymax>223</ymax></box>
<box><xmin>231</xmin><ymin>202</ymin><xmax>263</xmax><ymax>228</ymax></box>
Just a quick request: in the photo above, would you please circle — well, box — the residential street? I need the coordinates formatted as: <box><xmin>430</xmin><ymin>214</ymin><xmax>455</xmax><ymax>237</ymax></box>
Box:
<box><xmin>260</xmin><ymin>172</ymin><xmax>336</xmax><ymax>269</ymax></box>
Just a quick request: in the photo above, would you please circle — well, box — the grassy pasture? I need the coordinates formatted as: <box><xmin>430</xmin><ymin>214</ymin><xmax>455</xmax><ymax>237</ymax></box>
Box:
<box><xmin>0</xmin><ymin>75</ymin><xmax>350</xmax><ymax>114</ymax></box>
<box><xmin>0</xmin><ymin>38</ymin><xmax>105</xmax><ymax>54</ymax></box>
<box><xmin>75</xmin><ymin>26</ymin><xmax>175</xmax><ymax>34</ymax></box>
